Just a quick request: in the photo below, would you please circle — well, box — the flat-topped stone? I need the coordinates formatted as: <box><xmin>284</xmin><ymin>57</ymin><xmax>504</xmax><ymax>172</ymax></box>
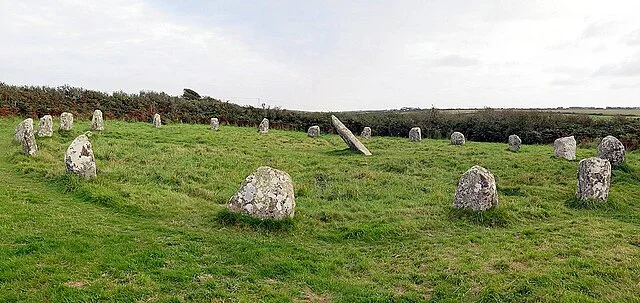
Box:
<box><xmin>554</xmin><ymin>136</ymin><xmax>576</xmax><ymax>160</ymax></box>
<box><xmin>307</xmin><ymin>125</ymin><xmax>320</xmax><ymax>137</ymax></box>
<box><xmin>228</xmin><ymin>166</ymin><xmax>295</xmax><ymax>220</ymax></box>
<box><xmin>91</xmin><ymin>110</ymin><xmax>104</xmax><ymax>131</ymax></box>
<box><xmin>15</xmin><ymin>118</ymin><xmax>33</xmax><ymax>143</ymax></box>
<box><xmin>21</xmin><ymin>121</ymin><xmax>37</xmax><ymax>156</ymax></box>
<box><xmin>331</xmin><ymin>115</ymin><xmax>372</xmax><ymax>155</ymax></box>
<box><xmin>210</xmin><ymin>118</ymin><xmax>219</xmax><ymax>131</ymax></box>
<box><xmin>153</xmin><ymin>113</ymin><xmax>161</xmax><ymax>128</ymax></box>
<box><xmin>576</xmin><ymin>157</ymin><xmax>611</xmax><ymax>201</ymax></box>
<box><xmin>60</xmin><ymin>112</ymin><xmax>73</xmax><ymax>131</ymax></box>
<box><xmin>37</xmin><ymin>115</ymin><xmax>53</xmax><ymax>137</ymax></box>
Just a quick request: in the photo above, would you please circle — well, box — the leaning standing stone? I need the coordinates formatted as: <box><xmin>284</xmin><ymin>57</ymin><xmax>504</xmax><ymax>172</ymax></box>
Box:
<box><xmin>258</xmin><ymin>118</ymin><xmax>269</xmax><ymax>133</ymax></box>
<box><xmin>228</xmin><ymin>166</ymin><xmax>295</xmax><ymax>220</ymax></box>
<box><xmin>453</xmin><ymin>165</ymin><xmax>498</xmax><ymax>211</ymax></box>
<box><xmin>60</xmin><ymin>112</ymin><xmax>73</xmax><ymax>131</ymax></box>
<box><xmin>153</xmin><ymin>113</ymin><xmax>162</xmax><ymax>128</ymax></box>
<box><xmin>409</xmin><ymin>127</ymin><xmax>422</xmax><ymax>142</ymax></box>
<box><xmin>307</xmin><ymin>125</ymin><xmax>320</xmax><ymax>137</ymax></box>
<box><xmin>576</xmin><ymin>157</ymin><xmax>611</xmax><ymax>201</ymax></box>
<box><xmin>597</xmin><ymin>135</ymin><xmax>625</xmax><ymax>166</ymax></box>
<box><xmin>65</xmin><ymin>133</ymin><xmax>96</xmax><ymax>179</ymax></box>
<box><xmin>91</xmin><ymin>110</ymin><xmax>104</xmax><ymax>131</ymax></box>
<box><xmin>451</xmin><ymin>132</ymin><xmax>465</xmax><ymax>145</ymax></box>
<box><xmin>361</xmin><ymin>127</ymin><xmax>371</xmax><ymax>139</ymax></box>
<box><xmin>14</xmin><ymin>118</ymin><xmax>33</xmax><ymax>142</ymax></box>
<box><xmin>331</xmin><ymin>115</ymin><xmax>372</xmax><ymax>155</ymax></box>
<box><xmin>37</xmin><ymin>115</ymin><xmax>53</xmax><ymax>137</ymax></box>
<box><xmin>210</xmin><ymin>118</ymin><xmax>219</xmax><ymax>131</ymax></box>
<box><xmin>21</xmin><ymin>121</ymin><xmax>37</xmax><ymax>156</ymax></box>
<box><xmin>508</xmin><ymin>134</ymin><xmax>522</xmax><ymax>152</ymax></box>
<box><xmin>554</xmin><ymin>136</ymin><xmax>576</xmax><ymax>160</ymax></box>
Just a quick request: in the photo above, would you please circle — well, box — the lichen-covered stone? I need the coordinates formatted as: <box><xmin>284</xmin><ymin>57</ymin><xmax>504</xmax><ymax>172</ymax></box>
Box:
<box><xmin>14</xmin><ymin>118</ymin><xmax>33</xmax><ymax>143</ymax></box>
<box><xmin>228</xmin><ymin>166</ymin><xmax>295</xmax><ymax>220</ymax></box>
<box><xmin>597</xmin><ymin>135</ymin><xmax>625</xmax><ymax>166</ymax></box>
<box><xmin>451</xmin><ymin>132</ymin><xmax>466</xmax><ymax>145</ymax></box>
<box><xmin>258</xmin><ymin>118</ymin><xmax>269</xmax><ymax>133</ymax></box>
<box><xmin>210</xmin><ymin>118</ymin><xmax>219</xmax><ymax>131</ymax></box>
<box><xmin>409</xmin><ymin>127</ymin><xmax>422</xmax><ymax>142</ymax></box>
<box><xmin>361</xmin><ymin>127</ymin><xmax>371</xmax><ymax>139</ymax></box>
<box><xmin>153</xmin><ymin>113</ymin><xmax>162</xmax><ymax>128</ymax></box>
<box><xmin>65</xmin><ymin>133</ymin><xmax>96</xmax><ymax>179</ymax></box>
<box><xmin>453</xmin><ymin>166</ymin><xmax>498</xmax><ymax>211</ymax></box>
<box><xmin>554</xmin><ymin>136</ymin><xmax>576</xmax><ymax>160</ymax></box>
<box><xmin>21</xmin><ymin>121</ymin><xmax>37</xmax><ymax>156</ymax></box>
<box><xmin>60</xmin><ymin>112</ymin><xmax>73</xmax><ymax>131</ymax></box>
<box><xmin>576</xmin><ymin>157</ymin><xmax>611</xmax><ymax>201</ymax></box>
<box><xmin>91</xmin><ymin>110</ymin><xmax>104</xmax><ymax>131</ymax></box>
<box><xmin>37</xmin><ymin>115</ymin><xmax>53</xmax><ymax>137</ymax></box>
<box><xmin>508</xmin><ymin>134</ymin><xmax>522</xmax><ymax>152</ymax></box>
<box><xmin>307</xmin><ymin>125</ymin><xmax>320</xmax><ymax>137</ymax></box>
<box><xmin>331</xmin><ymin>115</ymin><xmax>372</xmax><ymax>155</ymax></box>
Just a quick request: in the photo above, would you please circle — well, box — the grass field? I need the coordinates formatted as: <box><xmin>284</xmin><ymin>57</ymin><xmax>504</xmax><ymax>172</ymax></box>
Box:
<box><xmin>1</xmin><ymin>117</ymin><xmax>639</xmax><ymax>302</ymax></box>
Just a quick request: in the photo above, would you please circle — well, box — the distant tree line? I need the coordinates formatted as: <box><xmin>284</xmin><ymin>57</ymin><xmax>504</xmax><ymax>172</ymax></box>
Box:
<box><xmin>1</xmin><ymin>82</ymin><xmax>638</xmax><ymax>149</ymax></box>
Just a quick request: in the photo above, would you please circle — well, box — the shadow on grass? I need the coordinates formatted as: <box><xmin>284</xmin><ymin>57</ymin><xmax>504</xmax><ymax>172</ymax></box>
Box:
<box><xmin>215</xmin><ymin>209</ymin><xmax>294</xmax><ymax>232</ymax></box>
<box><xmin>324</xmin><ymin>148</ymin><xmax>364</xmax><ymax>156</ymax></box>
<box><xmin>565</xmin><ymin>197</ymin><xmax>619</xmax><ymax>210</ymax></box>
<box><xmin>448</xmin><ymin>207</ymin><xmax>513</xmax><ymax>228</ymax></box>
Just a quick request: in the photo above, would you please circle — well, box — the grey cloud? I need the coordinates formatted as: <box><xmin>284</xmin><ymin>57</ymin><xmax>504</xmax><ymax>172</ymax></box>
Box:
<box><xmin>622</xmin><ymin>29</ymin><xmax>640</xmax><ymax>46</ymax></box>
<box><xmin>545</xmin><ymin>66</ymin><xmax>591</xmax><ymax>76</ymax></box>
<box><xmin>609</xmin><ymin>83</ymin><xmax>640</xmax><ymax>89</ymax></box>
<box><xmin>593</xmin><ymin>58</ymin><xmax>640</xmax><ymax>77</ymax></box>
<box><xmin>432</xmin><ymin>55</ymin><xmax>480</xmax><ymax>67</ymax></box>
<box><xmin>549</xmin><ymin>78</ymin><xmax>584</xmax><ymax>86</ymax></box>
<box><xmin>581</xmin><ymin>21</ymin><xmax>615</xmax><ymax>39</ymax></box>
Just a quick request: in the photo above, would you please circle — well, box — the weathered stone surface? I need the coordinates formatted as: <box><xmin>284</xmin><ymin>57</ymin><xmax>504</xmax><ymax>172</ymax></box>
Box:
<box><xmin>228</xmin><ymin>166</ymin><xmax>295</xmax><ymax>220</ymax></box>
<box><xmin>307</xmin><ymin>125</ymin><xmax>320</xmax><ymax>137</ymax></box>
<box><xmin>210</xmin><ymin>118</ymin><xmax>219</xmax><ymax>131</ymax></box>
<box><xmin>331</xmin><ymin>115</ymin><xmax>372</xmax><ymax>155</ymax></box>
<box><xmin>14</xmin><ymin>118</ymin><xmax>33</xmax><ymax>142</ymax></box>
<box><xmin>451</xmin><ymin>132</ymin><xmax>466</xmax><ymax>145</ymax></box>
<box><xmin>597</xmin><ymin>135</ymin><xmax>625</xmax><ymax>166</ymax></box>
<box><xmin>21</xmin><ymin>121</ymin><xmax>37</xmax><ymax>156</ymax></box>
<box><xmin>65</xmin><ymin>133</ymin><xmax>96</xmax><ymax>179</ymax></box>
<box><xmin>554</xmin><ymin>136</ymin><xmax>576</xmax><ymax>160</ymax></box>
<box><xmin>361</xmin><ymin>127</ymin><xmax>372</xmax><ymax>139</ymax></box>
<box><xmin>576</xmin><ymin>157</ymin><xmax>611</xmax><ymax>201</ymax></box>
<box><xmin>453</xmin><ymin>166</ymin><xmax>498</xmax><ymax>211</ymax></box>
<box><xmin>60</xmin><ymin>112</ymin><xmax>73</xmax><ymax>131</ymax></box>
<box><xmin>409</xmin><ymin>127</ymin><xmax>422</xmax><ymax>142</ymax></box>
<box><xmin>258</xmin><ymin>118</ymin><xmax>269</xmax><ymax>133</ymax></box>
<box><xmin>153</xmin><ymin>113</ymin><xmax>162</xmax><ymax>128</ymax></box>
<box><xmin>91</xmin><ymin>110</ymin><xmax>104</xmax><ymax>131</ymax></box>
<box><xmin>37</xmin><ymin>115</ymin><xmax>53</xmax><ymax>137</ymax></box>
<box><xmin>508</xmin><ymin>134</ymin><xmax>522</xmax><ymax>152</ymax></box>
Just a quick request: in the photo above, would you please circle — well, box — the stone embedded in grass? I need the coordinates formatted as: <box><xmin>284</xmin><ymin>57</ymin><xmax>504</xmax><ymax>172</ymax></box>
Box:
<box><xmin>210</xmin><ymin>118</ymin><xmax>219</xmax><ymax>131</ymax></box>
<box><xmin>21</xmin><ymin>121</ymin><xmax>37</xmax><ymax>156</ymax></box>
<box><xmin>65</xmin><ymin>133</ymin><xmax>96</xmax><ymax>179</ymax></box>
<box><xmin>307</xmin><ymin>125</ymin><xmax>320</xmax><ymax>137</ymax></box>
<box><xmin>508</xmin><ymin>134</ymin><xmax>522</xmax><ymax>152</ymax></box>
<box><xmin>409</xmin><ymin>127</ymin><xmax>421</xmax><ymax>142</ymax></box>
<box><xmin>258</xmin><ymin>118</ymin><xmax>269</xmax><ymax>133</ymax></box>
<box><xmin>228</xmin><ymin>166</ymin><xmax>295</xmax><ymax>220</ymax></box>
<box><xmin>576</xmin><ymin>157</ymin><xmax>611</xmax><ymax>201</ymax></box>
<box><xmin>331</xmin><ymin>115</ymin><xmax>372</xmax><ymax>155</ymax></box>
<box><xmin>597</xmin><ymin>135</ymin><xmax>624</xmax><ymax>166</ymax></box>
<box><xmin>91</xmin><ymin>110</ymin><xmax>104</xmax><ymax>131</ymax></box>
<box><xmin>451</xmin><ymin>132</ymin><xmax>465</xmax><ymax>145</ymax></box>
<box><xmin>361</xmin><ymin>127</ymin><xmax>372</xmax><ymax>139</ymax></box>
<box><xmin>453</xmin><ymin>165</ymin><xmax>498</xmax><ymax>211</ymax></box>
<box><xmin>153</xmin><ymin>113</ymin><xmax>162</xmax><ymax>128</ymax></box>
<box><xmin>14</xmin><ymin>118</ymin><xmax>33</xmax><ymax>143</ymax></box>
<box><xmin>554</xmin><ymin>136</ymin><xmax>576</xmax><ymax>160</ymax></box>
<box><xmin>37</xmin><ymin>115</ymin><xmax>53</xmax><ymax>137</ymax></box>
<box><xmin>60</xmin><ymin>112</ymin><xmax>73</xmax><ymax>131</ymax></box>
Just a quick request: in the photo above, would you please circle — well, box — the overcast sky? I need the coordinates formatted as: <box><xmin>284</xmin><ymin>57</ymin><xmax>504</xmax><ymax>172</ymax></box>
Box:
<box><xmin>2</xmin><ymin>1</ymin><xmax>640</xmax><ymax>111</ymax></box>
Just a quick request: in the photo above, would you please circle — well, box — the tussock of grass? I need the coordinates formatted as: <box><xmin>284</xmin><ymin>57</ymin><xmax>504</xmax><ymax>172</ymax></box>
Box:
<box><xmin>447</xmin><ymin>207</ymin><xmax>513</xmax><ymax>228</ymax></box>
<box><xmin>215</xmin><ymin>209</ymin><xmax>294</xmax><ymax>232</ymax></box>
<box><xmin>565</xmin><ymin>197</ymin><xmax>619</xmax><ymax>210</ymax></box>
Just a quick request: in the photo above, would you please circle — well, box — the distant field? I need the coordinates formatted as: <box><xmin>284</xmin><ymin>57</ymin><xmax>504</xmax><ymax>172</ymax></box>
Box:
<box><xmin>1</xmin><ymin>118</ymin><xmax>639</xmax><ymax>302</ymax></box>
<box><xmin>435</xmin><ymin>108</ymin><xmax>640</xmax><ymax>118</ymax></box>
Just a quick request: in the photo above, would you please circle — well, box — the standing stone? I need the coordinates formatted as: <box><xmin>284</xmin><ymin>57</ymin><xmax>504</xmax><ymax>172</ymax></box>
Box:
<box><xmin>91</xmin><ymin>110</ymin><xmax>104</xmax><ymax>131</ymax></box>
<box><xmin>361</xmin><ymin>127</ymin><xmax>372</xmax><ymax>139</ymax></box>
<box><xmin>307</xmin><ymin>125</ymin><xmax>320</xmax><ymax>137</ymax></box>
<box><xmin>14</xmin><ymin>118</ymin><xmax>33</xmax><ymax>143</ymax></box>
<box><xmin>21</xmin><ymin>121</ymin><xmax>37</xmax><ymax>156</ymax></box>
<box><xmin>228</xmin><ymin>166</ymin><xmax>295</xmax><ymax>220</ymax></box>
<box><xmin>409</xmin><ymin>127</ymin><xmax>422</xmax><ymax>142</ymax></box>
<box><xmin>554</xmin><ymin>136</ymin><xmax>576</xmax><ymax>160</ymax></box>
<box><xmin>60</xmin><ymin>112</ymin><xmax>73</xmax><ymax>131</ymax></box>
<box><xmin>210</xmin><ymin>118</ymin><xmax>220</xmax><ymax>131</ymax></box>
<box><xmin>451</xmin><ymin>132</ymin><xmax>466</xmax><ymax>145</ymax></box>
<box><xmin>65</xmin><ymin>133</ymin><xmax>96</xmax><ymax>179</ymax></box>
<box><xmin>508</xmin><ymin>134</ymin><xmax>522</xmax><ymax>152</ymax></box>
<box><xmin>597</xmin><ymin>135</ymin><xmax>625</xmax><ymax>166</ymax></box>
<box><xmin>330</xmin><ymin>115</ymin><xmax>372</xmax><ymax>155</ymax></box>
<box><xmin>576</xmin><ymin>157</ymin><xmax>611</xmax><ymax>201</ymax></box>
<box><xmin>453</xmin><ymin>166</ymin><xmax>498</xmax><ymax>211</ymax></box>
<box><xmin>153</xmin><ymin>113</ymin><xmax>162</xmax><ymax>128</ymax></box>
<box><xmin>258</xmin><ymin>118</ymin><xmax>269</xmax><ymax>133</ymax></box>
<box><xmin>37</xmin><ymin>115</ymin><xmax>53</xmax><ymax>137</ymax></box>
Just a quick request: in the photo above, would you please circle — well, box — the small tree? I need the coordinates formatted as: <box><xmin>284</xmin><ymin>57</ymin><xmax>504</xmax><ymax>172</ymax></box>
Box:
<box><xmin>182</xmin><ymin>88</ymin><xmax>201</xmax><ymax>100</ymax></box>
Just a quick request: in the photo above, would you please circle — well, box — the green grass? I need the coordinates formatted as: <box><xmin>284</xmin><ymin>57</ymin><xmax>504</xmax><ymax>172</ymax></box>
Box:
<box><xmin>0</xmin><ymin>117</ymin><xmax>639</xmax><ymax>302</ymax></box>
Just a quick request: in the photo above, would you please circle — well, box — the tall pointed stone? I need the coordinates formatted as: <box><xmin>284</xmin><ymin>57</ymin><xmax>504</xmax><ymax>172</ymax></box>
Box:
<box><xmin>21</xmin><ymin>121</ymin><xmax>37</xmax><ymax>156</ymax></box>
<box><xmin>330</xmin><ymin>115</ymin><xmax>372</xmax><ymax>155</ymax></box>
<box><xmin>258</xmin><ymin>118</ymin><xmax>269</xmax><ymax>133</ymax></box>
